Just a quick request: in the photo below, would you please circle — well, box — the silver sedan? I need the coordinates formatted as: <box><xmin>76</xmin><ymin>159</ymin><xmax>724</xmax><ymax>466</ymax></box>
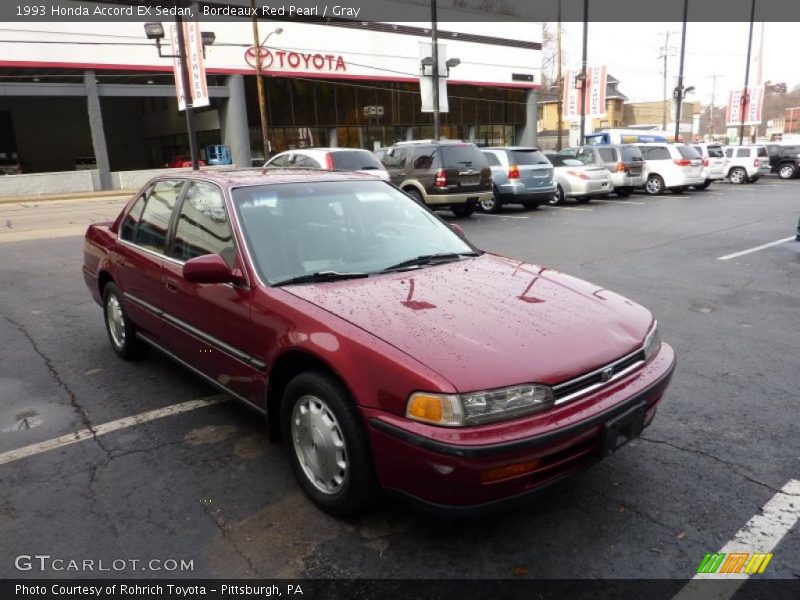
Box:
<box><xmin>544</xmin><ymin>154</ymin><xmax>613</xmax><ymax>205</ymax></box>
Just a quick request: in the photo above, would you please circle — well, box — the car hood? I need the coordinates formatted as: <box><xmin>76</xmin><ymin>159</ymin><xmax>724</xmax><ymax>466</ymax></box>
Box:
<box><xmin>284</xmin><ymin>254</ymin><xmax>653</xmax><ymax>392</ymax></box>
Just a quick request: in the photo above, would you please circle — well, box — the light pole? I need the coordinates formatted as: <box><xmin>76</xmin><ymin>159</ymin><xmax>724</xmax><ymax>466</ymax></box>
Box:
<box><xmin>251</xmin><ymin>1</ymin><xmax>282</xmax><ymax>161</ymax></box>
<box><xmin>579</xmin><ymin>0</ymin><xmax>588</xmax><ymax>146</ymax></box>
<box><xmin>739</xmin><ymin>0</ymin><xmax>756</xmax><ymax>146</ymax></box>
<box><xmin>430</xmin><ymin>0</ymin><xmax>441</xmax><ymax>140</ymax></box>
<box><xmin>673</xmin><ymin>0</ymin><xmax>689</xmax><ymax>142</ymax></box>
<box><xmin>144</xmin><ymin>20</ymin><xmax>215</xmax><ymax>171</ymax></box>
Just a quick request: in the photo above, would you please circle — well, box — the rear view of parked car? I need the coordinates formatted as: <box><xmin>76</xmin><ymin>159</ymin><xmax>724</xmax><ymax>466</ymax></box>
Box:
<box><xmin>573</xmin><ymin>145</ymin><xmax>644</xmax><ymax>197</ymax></box>
<box><xmin>379</xmin><ymin>140</ymin><xmax>492</xmax><ymax>217</ymax></box>
<box><xmin>479</xmin><ymin>147</ymin><xmax>555</xmax><ymax>212</ymax></box>
<box><xmin>635</xmin><ymin>144</ymin><xmax>704</xmax><ymax>195</ymax></box>
<box><xmin>722</xmin><ymin>145</ymin><xmax>770</xmax><ymax>184</ymax></box>
<box><xmin>544</xmin><ymin>154</ymin><xmax>613</xmax><ymax>204</ymax></box>
<box><xmin>266</xmin><ymin>148</ymin><xmax>390</xmax><ymax>180</ymax></box>
<box><xmin>691</xmin><ymin>143</ymin><xmax>727</xmax><ymax>189</ymax></box>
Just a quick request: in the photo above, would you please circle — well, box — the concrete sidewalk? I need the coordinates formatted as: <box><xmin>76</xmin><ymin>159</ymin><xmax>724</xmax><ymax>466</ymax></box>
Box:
<box><xmin>0</xmin><ymin>189</ymin><xmax>134</xmax><ymax>206</ymax></box>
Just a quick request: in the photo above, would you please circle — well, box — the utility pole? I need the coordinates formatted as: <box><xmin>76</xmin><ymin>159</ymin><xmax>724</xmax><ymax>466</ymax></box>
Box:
<box><xmin>658</xmin><ymin>31</ymin><xmax>675</xmax><ymax>131</ymax></box>
<box><xmin>431</xmin><ymin>0</ymin><xmax>441</xmax><ymax>141</ymax></box>
<box><xmin>556</xmin><ymin>0</ymin><xmax>563</xmax><ymax>150</ymax></box>
<box><xmin>739</xmin><ymin>0</ymin><xmax>756</xmax><ymax>146</ymax></box>
<box><xmin>579</xmin><ymin>0</ymin><xmax>588</xmax><ymax>146</ymax></box>
<box><xmin>673</xmin><ymin>0</ymin><xmax>689</xmax><ymax>142</ymax></box>
<box><xmin>708</xmin><ymin>73</ymin><xmax>722</xmax><ymax>139</ymax></box>
<box><xmin>250</xmin><ymin>0</ymin><xmax>269</xmax><ymax>160</ymax></box>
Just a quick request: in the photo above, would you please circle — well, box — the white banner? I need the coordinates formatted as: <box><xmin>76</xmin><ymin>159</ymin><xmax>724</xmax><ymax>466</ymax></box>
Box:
<box><xmin>170</xmin><ymin>21</ymin><xmax>210</xmax><ymax>111</ymax></box>
<box><xmin>562</xmin><ymin>65</ymin><xmax>607</xmax><ymax>119</ymax></box>
<box><xmin>726</xmin><ymin>86</ymin><xmax>764</xmax><ymax>126</ymax></box>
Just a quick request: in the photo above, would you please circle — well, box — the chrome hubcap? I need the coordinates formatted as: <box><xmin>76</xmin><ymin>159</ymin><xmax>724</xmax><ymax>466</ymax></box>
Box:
<box><xmin>291</xmin><ymin>395</ymin><xmax>347</xmax><ymax>495</ymax></box>
<box><xmin>731</xmin><ymin>170</ymin><xmax>744</xmax><ymax>183</ymax></box>
<box><xmin>646</xmin><ymin>178</ymin><xmax>661</xmax><ymax>193</ymax></box>
<box><xmin>480</xmin><ymin>197</ymin><xmax>496</xmax><ymax>211</ymax></box>
<box><xmin>780</xmin><ymin>166</ymin><xmax>794</xmax><ymax>178</ymax></box>
<box><xmin>106</xmin><ymin>294</ymin><xmax>125</xmax><ymax>348</ymax></box>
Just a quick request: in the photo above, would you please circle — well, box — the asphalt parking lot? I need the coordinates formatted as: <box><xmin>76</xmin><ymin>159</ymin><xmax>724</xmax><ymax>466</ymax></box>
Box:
<box><xmin>0</xmin><ymin>179</ymin><xmax>798</xmax><ymax>584</ymax></box>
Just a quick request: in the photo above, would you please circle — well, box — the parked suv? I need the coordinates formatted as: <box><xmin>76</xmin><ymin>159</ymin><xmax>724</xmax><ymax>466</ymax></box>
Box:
<box><xmin>635</xmin><ymin>144</ymin><xmax>704</xmax><ymax>195</ymax></box>
<box><xmin>722</xmin><ymin>145</ymin><xmax>771</xmax><ymax>184</ymax></box>
<box><xmin>573</xmin><ymin>145</ymin><xmax>644</xmax><ymax>196</ymax></box>
<box><xmin>379</xmin><ymin>141</ymin><xmax>492</xmax><ymax>217</ymax></box>
<box><xmin>479</xmin><ymin>147</ymin><xmax>555</xmax><ymax>212</ymax></box>
<box><xmin>765</xmin><ymin>144</ymin><xmax>800</xmax><ymax>179</ymax></box>
<box><xmin>690</xmin><ymin>143</ymin><xmax>728</xmax><ymax>189</ymax></box>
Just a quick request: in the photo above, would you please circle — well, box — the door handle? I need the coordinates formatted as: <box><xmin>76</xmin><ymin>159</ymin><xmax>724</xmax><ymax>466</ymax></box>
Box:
<box><xmin>398</xmin><ymin>172</ymin><xmax>405</xmax><ymax>176</ymax></box>
<box><xmin>165</xmin><ymin>279</ymin><xmax>178</xmax><ymax>292</ymax></box>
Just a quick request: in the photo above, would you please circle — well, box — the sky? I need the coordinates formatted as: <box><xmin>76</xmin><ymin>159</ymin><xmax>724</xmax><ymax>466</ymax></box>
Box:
<box><xmin>555</xmin><ymin>22</ymin><xmax>799</xmax><ymax>107</ymax></box>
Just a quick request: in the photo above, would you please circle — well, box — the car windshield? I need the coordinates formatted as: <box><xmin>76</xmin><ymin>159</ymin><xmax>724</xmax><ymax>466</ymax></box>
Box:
<box><xmin>677</xmin><ymin>146</ymin><xmax>701</xmax><ymax>159</ymax></box>
<box><xmin>440</xmin><ymin>146</ymin><xmax>488</xmax><ymax>168</ymax></box>
<box><xmin>331</xmin><ymin>150</ymin><xmax>383</xmax><ymax>171</ymax></box>
<box><xmin>232</xmin><ymin>180</ymin><xmax>477</xmax><ymax>285</ymax></box>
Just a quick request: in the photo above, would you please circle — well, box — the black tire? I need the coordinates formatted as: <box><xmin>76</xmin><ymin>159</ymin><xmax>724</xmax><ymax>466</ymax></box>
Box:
<box><xmin>778</xmin><ymin>163</ymin><xmax>797</xmax><ymax>180</ymax></box>
<box><xmin>693</xmin><ymin>180</ymin><xmax>712</xmax><ymax>190</ymax></box>
<box><xmin>644</xmin><ymin>174</ymin><xmax>665</xmax><ymax>196</ymax></box>
<box><xmin>102</xmin><ymin>282</ymin><xmax>145</xmax><ymax>360</ymax></box>
<box><xmin>281</xmin><ymin>371</ymin><xmax>380</xmax><ymax>517</ymax></box>
<box><xmin>479</xmin><ymin>188</ymin><xmax>502</xmax><ymax>213</ymax></box>
<box><xmin>616</xmin><ymin>187</ymin><xmax>632</xmax><ymax>197</ymax></box>
<box><xmin>549</xmin><ymin>184</ymin><xmax>565</xmax><ymax>205</ymax></box>
<box><xmin>451</xmin><ymin>203</ymin><xmax>476</xmax><ymax>218</ymax></box>
<box><xmin>522</xmin><ymin>200</ymin><xmax>541</xmax><ymax>210</ymax></box>
<box><xmin>576</xmin><ymin>196</ymin><xmax>592</xmax><ymax>204</ymax></box>
<box><xmin>729</xmin><ymin>167</ymin><xmax>747</xmax><ymax>185</ymax></box>
<box><xmin>404</xmin><ymin>188</ymin><xmax>424</xmax><ymax>204</ymax></box>
<box><xmin>748</xmin><ymin>177</ymin><xmax>760</xmax><ymax>183</ymax></box>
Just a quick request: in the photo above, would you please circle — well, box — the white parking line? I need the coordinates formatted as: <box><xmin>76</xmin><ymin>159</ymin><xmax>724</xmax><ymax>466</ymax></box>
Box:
<box><xmin>0</xmin><ymin>395</ymin><xmax>229</xmax><ymax>466</ymax></box>
<box><xmin>717</xmin><ymin>237</ymin><xmax>795</xmax><ymax>261</ymax></box>
<box><xmin>593</xmin><ymin>199</ymin><xmax>647</xmax><ymax>205</ymax></box>
<box><xmin>474</xmin><ymin>213</ymin><xmax>530</xmax><ymax>219</ymax></box>
<box><xmin>548</xmin><ymin>206</ymin><xmax>594</xmax><ymax>212</ymax></box>
<box><xmin>673</xmin><ymin>479</ymin><xmax>800</xmax><ymax>599</ymax></box>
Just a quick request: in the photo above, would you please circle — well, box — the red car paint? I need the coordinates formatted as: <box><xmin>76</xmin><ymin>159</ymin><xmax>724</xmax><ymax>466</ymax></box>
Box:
<box><xmin>83</xmin><ymin>169</ymin><xmax>675</xmax><ymax>511</ymax></box>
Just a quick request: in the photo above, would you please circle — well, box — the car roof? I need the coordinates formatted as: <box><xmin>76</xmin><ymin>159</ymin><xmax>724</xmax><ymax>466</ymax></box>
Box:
<box><xmin>393</xmin><ymin>140</ymin><xmax>475</xmax><ymax>146</ymax></box>
<box><xmin>485</xmin><ymin>146</ymin><xmax>542</xmax><ymax>151</ymax></box>
<box><xmin>154</xmin><ymin>167</ymin><xmax>381</xmax><ymax>188</ymax></box>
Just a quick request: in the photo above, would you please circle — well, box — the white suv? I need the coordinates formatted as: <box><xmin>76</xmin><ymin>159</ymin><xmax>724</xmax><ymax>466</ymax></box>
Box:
<box><xmin>722</xmin><ymin>145</ymin><xmax>771</xmax><ymax>184</ymax></box>
<box><xmin>635</xmin><ymin>143</ymin><xmax>705</xmax><ymax>195</ymax></box>
<box><xmin>265</xmin><ymin>148</ymin><xmax>390</xmax><ymax>180</ymax></box>
<box><xmin>691</xmin><ymin>143</ymin><xmax>728</xmax><ymax>189</ymax></box>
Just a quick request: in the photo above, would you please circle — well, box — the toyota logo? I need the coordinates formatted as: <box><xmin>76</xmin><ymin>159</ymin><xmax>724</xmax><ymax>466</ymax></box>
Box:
<box><xmin>244</xmin><ymin>46</ymin><xmax>273</xmax><ymax>69</ymax></box>
<box><xmin>600</xmin><ymin>367</ymin><xmax>614</xmax><ymax>383</ymax></box>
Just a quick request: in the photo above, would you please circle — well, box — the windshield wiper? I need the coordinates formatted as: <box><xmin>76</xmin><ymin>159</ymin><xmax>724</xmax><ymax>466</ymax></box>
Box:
<box><xmin>380</xmin><ymin>252</ymin><xmax>479</xmax><ymax>273</ymax></box>
<box><xmin>273</xmin><ymin>271</ymin><xmax>369</xmax><ymax>286</ymax></box>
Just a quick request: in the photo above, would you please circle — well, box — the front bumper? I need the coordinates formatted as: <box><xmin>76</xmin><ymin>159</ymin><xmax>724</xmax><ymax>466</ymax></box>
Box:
<box><xmin>366</xmin><ymin>343</ymin><xmax>676</xmax><ymax>512</ymax></box>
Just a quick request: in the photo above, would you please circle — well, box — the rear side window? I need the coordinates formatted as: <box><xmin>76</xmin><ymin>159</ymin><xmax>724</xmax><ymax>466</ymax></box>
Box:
<box><xmin>677</xmin><ymin>146</ymin><xmax>701</xmax><ymax>159</ymax></box>
<box><xmin>267</xmin><ymin>154</ymin><xmax>291</xmax><ymax>167</ymax></box>
<box><xmin>171</xmin><ymin>182</ymin><xmax>235</xmax><ymax>263</ymax></box>
<box><xmin>598</xmin><ymin>148</ymin><xmax>617</xmax><ymax>162</ymax></box>
<box><xmin>645</xmin><ymin>147</ymin><xmax>671</xmax><ymax>160</ymax></box>
<box><xmin>382</xmin><ymin>147</ymin><xmax>407</xmax><ymax>168</ymax></box>
<box><xmin>725</xmin><ymin>148</ymin><xmax>733</xmax><ymax>158</ymax></box>
<box><xmin>482</xmin><ymin>152</ymin><xmax>502</xmax><ymax>167</ymax></box>
<box><xmin>736</xmin><ymin>148</ymin><xmax>750</xmax><ymax>158</ymax></box>
<box><xmin>331</xmin><ymin>150</ymin><xmax>382</xmax><ymax>171</ymax></box>
<box><xmin>757</xmin><ymin>147</ymin><xmax>767</xmax><ymax>157</ymax></box>
<box><xmin>411</xmin><ymin>146</ymin><xmax>439</xmax><ymax>170</ymax></box>
<box><xmin>707</xmin><ymin>146</ymin><xmax>724</xmax><ymax>158</ymax></box>
<box><xmin>620</xmin><ymin>146</ymin><xmax>643</xmax><ymax>161</ymax></box>
<box><xmin>510</xmin><ymin>149</ymin><xmax>548</xmax><ymax>165</ymax></box>
<box><xmin>440</xmin><ymin>145</ymin><xmax>488</xmax><ymax>169</ymax></box>
<box><xmin>120</xmin><ymin>193</ymin><xmax>146</xmax><ymax>242</ymax></box>
<box><xmin>135</xmin><ymin>180</ymin><xmax>184</xmax><ymax>253</ymax></box>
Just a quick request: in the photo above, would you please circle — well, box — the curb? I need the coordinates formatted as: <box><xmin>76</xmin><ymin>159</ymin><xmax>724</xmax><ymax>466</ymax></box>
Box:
<box><xmin>0</xmin><ymin>190</ymin><xmax>134</xmax><ymax>205</ymax></box>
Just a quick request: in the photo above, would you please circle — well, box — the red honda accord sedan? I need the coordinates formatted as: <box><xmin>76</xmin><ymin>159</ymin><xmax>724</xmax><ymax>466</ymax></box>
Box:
<box><xmin>83</xmin><ymin>169</ymin><xmax>675</xmax><ymax>516</ymax></box>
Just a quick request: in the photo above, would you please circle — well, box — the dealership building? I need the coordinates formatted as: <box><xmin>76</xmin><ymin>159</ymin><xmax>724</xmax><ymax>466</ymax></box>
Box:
<box><xmin>0</xmin><ymin>18</ymin><xmax>541</xmax><ymax>190</ymax></box>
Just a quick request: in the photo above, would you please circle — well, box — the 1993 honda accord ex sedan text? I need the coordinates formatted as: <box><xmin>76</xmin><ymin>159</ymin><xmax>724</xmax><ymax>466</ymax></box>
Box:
<box><xmin>82</xmin><ymin>168</ymin><xmax>675</xmax><ymax>516</ymax></box>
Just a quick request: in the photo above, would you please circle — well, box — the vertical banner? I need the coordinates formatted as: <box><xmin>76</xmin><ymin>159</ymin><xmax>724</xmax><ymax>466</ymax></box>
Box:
<box><xmin>726</xmin><ymin>86</ymin><xmax>764</xmax><ymax>126</ymax></box>
<box><xmin>170</xmin><ymin>21</ymin><xmax>210</xmax><ymax>112</ymax></box>
<box><xmin>562</xmin><ymin>66</ymin><xmax>607</xmax><ymax>119</ymax></box>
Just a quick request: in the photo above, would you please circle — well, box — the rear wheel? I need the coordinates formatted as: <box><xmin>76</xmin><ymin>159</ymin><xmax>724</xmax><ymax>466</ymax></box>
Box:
<box><xmin>549</xmin><ymin>185</ymin><xmax>564</xmax><ymax>205</ymax></box>
<box><xmin>729</xmin><ymin>167</ymin><xmax>747</xmax><ymax>184</ymax></box>
<box><xmin>102</xmin><ymin>282</ymin><xmax>145</xmax><ymax>360</ymax></box>
<box><xmin>778</xmin><ymin>163</ymin><xmax>797</xmax><ymax>179</ymax></box>
<box><xmin>644</xmin><ymin>174</ymin><xmax>665</xmax><ymax>195</ymax></box>
<box><xmin>451</xmin><ymin>202</ymin><xmax>476</xmax><ymax>218</ymax></box>
<box><xmin>404</xmin><ymin>188</ymin><xmax>424</xmax><ymax>204</ymax></box>
<box><xmin>281</xmin><ymin>371</ymin><xmax>380</xmax><ymax>517</ymax></box>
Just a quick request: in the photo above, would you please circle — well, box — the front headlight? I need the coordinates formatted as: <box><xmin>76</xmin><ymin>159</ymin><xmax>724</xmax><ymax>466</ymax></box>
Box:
<box><xmin>642</xmin><ymin>321</ymin><xmax>661</xmax><ymax>362</ymax></box>
<box><xmin>406</xmin><ymin>384</ymin><xmax>555</xmax><ymax>427</ymax></box>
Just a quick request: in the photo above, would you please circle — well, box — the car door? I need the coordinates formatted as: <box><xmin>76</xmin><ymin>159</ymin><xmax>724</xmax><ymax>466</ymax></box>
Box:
<box><xmin>381</xmin><ymin>147</ymin><xmax>408</xmax><ymax>184</ymax></box>
<box><xmin>160</xmin><ymin>180</ymin><xmax>260</xmax><ymax>405</ymax></box>
<box><xmin>115</xmin><ymin>179</ymin><xmax>185</xmax><ymax>341</ymax></box>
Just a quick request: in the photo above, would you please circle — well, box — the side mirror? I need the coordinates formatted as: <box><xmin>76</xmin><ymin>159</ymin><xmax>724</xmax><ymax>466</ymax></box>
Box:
<box><xmin>183</xmin><ymin>254</ymin><xmax>234</xmax><ymax>284</ymax></box>
<box><xmin>450</xmin><ymin>223</ymin><xmax>467</xmax><ymax>239</ymax></box>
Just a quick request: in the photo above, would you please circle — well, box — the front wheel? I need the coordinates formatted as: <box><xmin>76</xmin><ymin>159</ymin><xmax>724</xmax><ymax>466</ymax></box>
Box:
<box><xmin>644</xmin><ymin>174</ymin><xmax>665</xmax><ymax>196</ymax></box>
<box><xmin>103</xmin><ymin>282</ymin><xmax>145</xmax><ymax>360</ymax></box>
<box><xmin>729</xmin><ymin>167</ymin><xmax>747</xmax><ymax>184</ymax></box>
<box><xmin>549</xmin><ymin>184</ymin><xmax>565</xmax><ymax>205</ymax></box>
<box><xmin>778</xmin><ymin>163</ymin><xmax>797</xmax><ymax>179</ymax></box>
<box><xmin>282</xmin><ymin>371</ymin><xmax>380</xmax><ymax>517</ymax></box>
<box><xmin>451</xmin><ymin>202</ymin><xmax>476</xmax><ymax>218</ymax></box>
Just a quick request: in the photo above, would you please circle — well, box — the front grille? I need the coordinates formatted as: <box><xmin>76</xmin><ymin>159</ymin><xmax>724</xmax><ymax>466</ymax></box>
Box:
<box><xmin>553</xmin><ymin>349</ymin><xmax>646</xmax><ymax>404</ymax></box>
